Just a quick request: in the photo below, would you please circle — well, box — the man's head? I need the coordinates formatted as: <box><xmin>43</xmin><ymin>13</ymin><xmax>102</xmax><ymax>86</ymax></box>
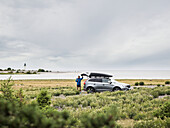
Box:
<box><xmin>78</xmin><ymin>76</ymin><xmax>80</xmax><ymax>78</ymax></box>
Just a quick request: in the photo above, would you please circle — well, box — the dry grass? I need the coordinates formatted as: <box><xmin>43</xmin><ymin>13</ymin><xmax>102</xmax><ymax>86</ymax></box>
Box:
<box><xmin>117</xmin><ymin>79</ymin><xmax>170</xmax><ymax>85</ymax></box>
<box><xmin>0</xmin><ymin>79</ymin><xmax>85</xmax><ymax>90</ymax></box>
<box><xmin>0</xmin><ymin>79</ymin><xmax>170</xmax><ymax>90</ymax></box>
<box><xmin>117</xmin><ymin>119</ymin><xmax>134</xmax><ymax>128</ymax></box>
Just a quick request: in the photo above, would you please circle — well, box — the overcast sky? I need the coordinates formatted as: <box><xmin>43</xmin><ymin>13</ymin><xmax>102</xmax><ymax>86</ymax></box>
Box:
<box><xmin>0</xmin><ymin>0</ymin><xmax>170</xmax><ymax>71</ymax></box>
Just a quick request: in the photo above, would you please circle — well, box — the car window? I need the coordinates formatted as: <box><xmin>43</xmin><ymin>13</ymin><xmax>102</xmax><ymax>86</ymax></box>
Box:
<box><xmin>102</xmin><ymin>79</ymin><xmax>108</xmax><ymax>83</ymax></box>
<box><xmin>89</xmin><ymin>78</ymin><xmax>102</xmax><ymax>82</ymax></box>
<box><xmin>102</xmin><ymin>79</ymin><xmax>111</xmax><ymax>83</ymax></box>
<box><xmin>95</xmin><ymin>79</ymin><xmax>102</xmax><ymax>82</ymax></box>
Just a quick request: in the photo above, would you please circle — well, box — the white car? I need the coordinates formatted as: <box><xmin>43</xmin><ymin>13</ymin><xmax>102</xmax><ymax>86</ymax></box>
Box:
<box><xmin>82</xmin><ymin>72</ymin><xmax>131</xmax><ymax>93</ymax></box>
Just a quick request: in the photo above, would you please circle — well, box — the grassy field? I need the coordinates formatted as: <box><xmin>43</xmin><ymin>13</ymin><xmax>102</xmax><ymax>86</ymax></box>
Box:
<box><xmin>0</xmin><ymin>79</ymin><xmax>170</xmax><ymax>128</ymax></box>
<box><xmin>1</xmin><ymin>79</ymin><xmax>170</xmax><ymax>89</ymax></box>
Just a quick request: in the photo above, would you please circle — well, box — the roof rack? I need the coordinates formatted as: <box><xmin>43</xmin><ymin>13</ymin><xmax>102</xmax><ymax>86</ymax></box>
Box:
<box><xmin>89</xmin><ymin>73</ymin><xmax>112</xmax><ymax>78</ymax></box>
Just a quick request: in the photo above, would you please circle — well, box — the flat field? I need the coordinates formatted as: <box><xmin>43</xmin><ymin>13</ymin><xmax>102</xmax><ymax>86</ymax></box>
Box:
<box><xmin>1</xmin><ymin>79</ymin><xmax>169</xmax><ymax>89</ymax></box>
<box><xmin>0</xmin><ymin>79</ymin><xmax>170</xmax><ymax>128</ymax></box>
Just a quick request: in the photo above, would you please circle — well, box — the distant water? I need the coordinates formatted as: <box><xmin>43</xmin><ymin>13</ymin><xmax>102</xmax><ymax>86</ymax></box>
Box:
<box><xmin>0</xmin><ymin>70</ymin><xmax>170</xmax><ymax>80</ymax></box>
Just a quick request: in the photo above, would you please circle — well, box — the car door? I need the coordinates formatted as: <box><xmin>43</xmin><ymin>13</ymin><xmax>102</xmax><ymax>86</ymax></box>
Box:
<box><xmin>94</xmin><ymin>78</ymin><xmax>104</xmax><ymax>91</ymax></box>
<box><xmin>88</xmin><ymin>78</ymin><xmax>103</xmax><ymax>92</ymax></box>
<box><xmin>102</xmin><ymin>79</ymin><xmax>113</xmax><ymax>91</ymax></box>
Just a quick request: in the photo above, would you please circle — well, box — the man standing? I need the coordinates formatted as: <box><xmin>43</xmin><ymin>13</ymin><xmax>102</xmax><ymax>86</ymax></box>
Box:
<box><xmin>76</xmin><ymin>76</ymin><xmax>83</xmax><ymax>91</ymax></box>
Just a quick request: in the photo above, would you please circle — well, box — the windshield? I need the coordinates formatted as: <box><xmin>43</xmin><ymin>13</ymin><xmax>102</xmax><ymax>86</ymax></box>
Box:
<box><xmin>111</xmin><ymin>78</ymin><xmax>119</xmax><ymax>83</ymax></box>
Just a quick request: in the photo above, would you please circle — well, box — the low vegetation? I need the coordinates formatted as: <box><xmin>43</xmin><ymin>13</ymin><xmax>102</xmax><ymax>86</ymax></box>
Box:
<box><xmin>0</xmin><ymin>79</ymin><xmax>170</xmax><ymax>128</ymax></box>
<box><xmin>165</xmin><ymin>81</ymin><xmax>170</xmax><ymax>84</ymax></box>
<box><xmin>0</xmin><ymin>67</ymin><xmax>51</xmax><ymax>74</ymax></box>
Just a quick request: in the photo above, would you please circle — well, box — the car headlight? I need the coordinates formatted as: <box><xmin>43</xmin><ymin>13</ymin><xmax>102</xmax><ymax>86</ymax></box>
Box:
<box><xmin>122</xmin><ymin>85</ymin><xmax>126</xmax><ymax>88</ymax></box>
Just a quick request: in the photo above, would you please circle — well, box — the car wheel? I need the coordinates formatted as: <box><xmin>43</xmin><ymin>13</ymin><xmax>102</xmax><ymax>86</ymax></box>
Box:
<box><xmin>87</xmin><ymin>87</ymin><xmax>95</xmax><ymax>93</ymax></box>
<box><xmin>113</xmin><ymin>87</ymin><xmax>121</xmax><ymax>91</ymax></box>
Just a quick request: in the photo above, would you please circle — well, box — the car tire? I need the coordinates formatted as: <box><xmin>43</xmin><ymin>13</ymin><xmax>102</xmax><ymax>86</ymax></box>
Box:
<box><xmin>87</xmin><ymin>87</ymin><xmax>95</xmax><ymax>93</ymax></box>
<box><xmin>113</xmin><ymin>87</ymin><xmax>121</xmax><ymax>91</ymax></box>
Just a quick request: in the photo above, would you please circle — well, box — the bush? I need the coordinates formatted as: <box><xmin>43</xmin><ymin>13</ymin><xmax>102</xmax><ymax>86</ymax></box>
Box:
<box><xmin>139</xmin><ymin>82</ymin><xmax>144</xmax><ymax>85</ymax></box>
<box><xmin>80</xmin><ymin>105</ymin><xmax>120</xmax><ymax>128</ymax></box>
<box><xmin>133</xmin><ymin>112</ymin><xmax>147</xmax><ymax>120</ymax></box>
<box><xmin>38</xmin><ymin>69</ymin><xmax>45</xmax><ymax>72</ymax></box>
<box><xmin>7</xmin><ymin>67</ymin><xmax>12</xmax><ymax>71</ymax></box>
<box><xmin>165</xmin><ymin>89</ymin><xmax>170</xmax><ymax>95</ymax></box>
<box><xmin>127</xmin><ymin>109</ymin><xmax>137</xmax><ymax>119</ymax></box>
<box><xmin>154</xmin><ymin>102</ymin><xmax>170</xmax><ymax>119</ymax></box>
<box><xmin>0</xmin><ymin>99</ymin><xmax>72</xmax><ymax>128</ymax></box>
<box><xmin>151</xmin><ymin>91</ymin><xmax>159</xmax><ymax>98</ymax></box>
<box><xmin>159</xmin><ymin>90</ymin><xmax>166</xmax><ymax>96</ymax></box>
<box><xmin>165</xmin><ymin>81</ymin><xmax>170</xmax><ymax>84</ymax></box>
<box><xmin>135</xmin><ymin>82</ymin><xmax>139</xmax><ymax>86</ymax></box>
<box><xmin>0</xmin><ymin>77</ymin><xmax>15</xmax><ymax>102</ymax></box>
<box><xmin>134</xmin><ymin>118</ymin><xmax>170</xmax><ymax>128</ymax></box>
<box><xmin>53</xmin><ymin>91</ymin><xmax>61</xmax><ymax>96</ymax></box>
<box><xmin>33</xmin><ymin>71</ymin><xmax>37</xmax><ymax>74</ymax></box>
<box><xmin>26</xmin><ymin>71</ymin><xmax>31</xmax><ymax>74</ymax></box>
<box><xmin>157</xmin><ymin>84</ymin><xmax>161</xmax><ymax>87</ymax></box>
<box><xmin>37</xmin><ymin>90</ymin><xmax>51</xmax><ymax>108</ymax></box>
<box><xmin>90</xmin><ymin>102</ymin><xmax>98</xmax><ymax>108</ymax></box>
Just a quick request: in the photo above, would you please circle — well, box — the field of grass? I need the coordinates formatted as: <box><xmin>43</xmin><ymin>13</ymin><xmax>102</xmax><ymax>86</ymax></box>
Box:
<box><xmin>0</xmin><ymin>79</ymin><xmax>170</xmax><ymax>128</ymax></box>
<box><xmin>1</xmin><ymin>79</ymin><xmax>170</xmax><ymax>89</ymax></box>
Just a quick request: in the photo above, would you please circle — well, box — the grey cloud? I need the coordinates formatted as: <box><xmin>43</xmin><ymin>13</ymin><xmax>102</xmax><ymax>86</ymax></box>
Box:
<box><xmin>0</xmin><ymin>0</ymin><xmax>170</xmax><ymax>70</ymax></box>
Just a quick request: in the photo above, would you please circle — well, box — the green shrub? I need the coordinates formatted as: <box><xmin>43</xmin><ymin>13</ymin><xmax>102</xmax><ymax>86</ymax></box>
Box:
<box><xmin>80</xmin><ymin>105</ymin><xmax>120</xmax><ymax>128</ymax></box>
<box><xmin>38</xmin><ymin>69</ymin><xmax>45</xmax><ymax>72</ymax></box>
<box><xmin>135</xmin><ymin>82</ymin><xmax>139</xmax><ymax>86</ymax></box>
<box><xmin>33</xmin><ymin>71</ymin><xmax>37</xmax><ymax>74</ymax></box>
<box><xmin>127</xmin><ymin>109</ymin><xmax>137</xmax><ymax>119</ymax></box>
<box><xmin>133</xmin><ymin>112</ymin><xmax>147</xmax><ymax>120</ymax></box>
<box><xmin>37</xmin><ymin>90</ymin><xmax>51</xmax><ymax>108</ymax></box>
<box><xmin>166</xmin><ymin>81</ymin><xmax>170</xmax><ymax>85</ymax></box>
<box><xmin>157</xmin><ymin>84</ymin><xmax>161</xmax><ymax>87</ymax></box>
<box><xmin>119</xmin><ymin>112</ymin><xmax>127</xmax><ymax>119</ymax></box>
<box><xmin>154</xmin><ymin>102</ymin><xmax>170</xmax><ymax>119</ymax></box>
<box><xmin>90</xmin><ymin>102</ymin><xmax>98</xmax><ymax>108</ymax></box>
<box><xmin>139</xmin><ymin>82</ymin><xmax>144</xmax><ymax>85</ymax></box>
<box><xmin>165</xmin><ymin>89</ymin><xmax>170</xmax><ymax>95</ymax></box>
<box><xmin>151</xmin><ymin>91</ymin><xmax>159</xmax><ymax>98</ymax></box>
<box><xmin>26</xmin><ymin>71</ymin><xmax>31</xmax><ymax>74</ymax></box>
<box><xmin>0</xmin><ymin>77</ymin><xmax>15</xmax><ymax>102</ymax></box>
<box><xmin>63</xmin><ymin>90</ymin><xmax>76</xmax><ymax>96</ymax></box>
<box><xmin>7</xmin><ymin>67</ymin><xmax>12</xmax><ymax>71</ymax></box>
<box><xmin>15</xmin><ymin>88</ymin><xmax>25</xmax><ymax>105</ymax></box>
<box><xmin>134</xmin><ymin>118</ymin><xmax>170</xmax><ymax>128</ymax></box>
<box><xmin>165</xmin><ymin>81</ymin><xmax>170</xmax><ymax>84</ymax></box>
<box><xmin>0</xmin><ymin>99</ymin><xmax>73</xmax><ymax>128</ymax></box>
<box><xmin>53</xmin><ymin>90</ymin><xmax>61</xmax><ymax>96</ymax></box>
<box><xmin>159</xmin><ymin>90</ymin><xmax>166</xmax><ymax>96</ymax></box>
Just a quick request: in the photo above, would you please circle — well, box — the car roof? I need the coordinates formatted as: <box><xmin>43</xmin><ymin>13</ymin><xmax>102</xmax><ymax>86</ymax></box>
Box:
<box><xmin>89</xmin><ymin>72</ymin><xmax>112</xmax><ymax>78</ymax></box>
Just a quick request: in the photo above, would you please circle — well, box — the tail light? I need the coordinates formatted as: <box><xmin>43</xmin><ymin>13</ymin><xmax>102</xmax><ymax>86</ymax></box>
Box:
<box><xmin>84</xmin><ymin>80</ymin><xmax>87</xmax><ymax>85</ymax></box>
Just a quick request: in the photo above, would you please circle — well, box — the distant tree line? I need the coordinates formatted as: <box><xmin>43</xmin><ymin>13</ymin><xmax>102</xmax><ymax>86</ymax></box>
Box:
<box><xmin>38</xmin><ymin>69</ymin><xmax>51</xmax><ymax>72</ymax></box>
<box><xmin>0</xmin><ymin>67</ymin><xmax>15</xmax><ymax>71</ymax></box>
<box><xmin>0</xmin><ymin>68</ymin><xmax>51</xmax><ymax>74</ymax></box>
